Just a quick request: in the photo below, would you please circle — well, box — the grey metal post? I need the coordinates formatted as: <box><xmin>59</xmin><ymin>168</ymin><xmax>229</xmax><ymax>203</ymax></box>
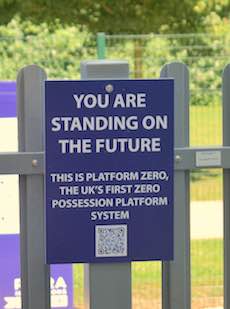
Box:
<box><xmin>17</xmin><ymin>65</ymin><xmax>50</xmax><ymax>309</ymax></box>
<box><xmin>81</xmin><ymin>60</ymin><xmax>131</xmax><ymax>309</ymax></box>
<box><xmin>223</xmin><ymin>64</ymin><xmax>230</xmax><ymax>309</ymax></box>
<box><xmin>161</xmin><ymin>62</ymin><xmax>190</xmax><ymax>309</ymax></box>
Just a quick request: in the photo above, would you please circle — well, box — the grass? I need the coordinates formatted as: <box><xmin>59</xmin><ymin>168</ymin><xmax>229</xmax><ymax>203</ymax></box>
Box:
<box><xmin>191</xmin><ymin>169</ymin><xmax>222</xmax><ymax>201</ymax></box>
<box><xmin>191</xmin><ymin>239</ymin><xmax>223</xmax><ymax>292</ymax></box>
<box><xmin>73</xmin><ymin>239</ymin><xmax>223</xmax><ymax>307</ymax></box>
<box><xmin>190</xmin><ymin>104</ymin><xmax>222</xmax><ymax>147</ymax></box>
<box><xmin>132</xmin><ymin>239</ymin><xmax>223</xmax><ymax>287</ymax></box>
<box><xmin>190</xmin><ymin>104</ymin><xmax>222</xmax><ymax>201</ymax></box>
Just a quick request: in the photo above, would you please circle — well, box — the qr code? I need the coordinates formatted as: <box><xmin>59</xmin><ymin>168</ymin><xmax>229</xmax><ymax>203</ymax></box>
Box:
<box><xmin>95</xmin><ymin>225</ymin><xmax>127</xmax><ymax>257</ymax></box>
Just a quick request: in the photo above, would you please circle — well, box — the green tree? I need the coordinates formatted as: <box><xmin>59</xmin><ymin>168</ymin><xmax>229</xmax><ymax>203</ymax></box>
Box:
<box><xmin>0</xmin><ymin>17</ymin><xmax>96</xmax><ymax>79</ymax></box>
<box><xmin>0</xmin><ymin>0</ymin><xmax>229</xmax><ymax>33</ymax></box>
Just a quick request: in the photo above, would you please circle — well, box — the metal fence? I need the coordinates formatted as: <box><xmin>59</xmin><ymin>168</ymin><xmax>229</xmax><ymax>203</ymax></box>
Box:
<box><xmin>0</xmin><ymin>31</ymin><xmax>228</xmax><ymax>309</ymax></box>
<box><xmin>96</xmin><ymin>32</ymin><xmax>227</xmax><ymax>309</ymax></box>
<box><xmin>0</xmin><ymin>60</ymin><xmax>228</xmax><ymax>309</ymax></box>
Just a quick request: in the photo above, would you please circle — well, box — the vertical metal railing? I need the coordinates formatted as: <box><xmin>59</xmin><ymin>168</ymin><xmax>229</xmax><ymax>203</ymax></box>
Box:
<box><xmin>17</xmin><ymin>65</ymin><xmax>50</xmax><ymax>309</ymax></box>
<box><xmin>96</xmin><ymin>33</ymin><xmax>106</xmax><ymax>60</ymax></box>
<box><xmin>161</xmin><ymin>62</ymin><xmax>190</xmax><ymax>309</ymax></box>
<box><xmin>223</xmin><ymin>64</ymin><xmax>230</xmax><ymax>309</ymax></box>
<box><xmin>81</xmin><ymin>60</ymin><xmax>131</xmax><ymax>309</ymax></box>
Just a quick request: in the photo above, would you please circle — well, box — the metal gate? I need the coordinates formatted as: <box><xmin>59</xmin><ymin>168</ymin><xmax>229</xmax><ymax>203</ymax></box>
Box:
<box><xmin>0</xmin><ymin>60</ymin><xmax>229</xmax><ymax>309</ymax></box>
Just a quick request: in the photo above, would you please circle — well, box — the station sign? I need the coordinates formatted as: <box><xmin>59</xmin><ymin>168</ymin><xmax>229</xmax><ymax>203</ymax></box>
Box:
<box><xmin>45</xmin><ymin>79</ymin><xmax>174</xmax><ymax>263</ymax></box>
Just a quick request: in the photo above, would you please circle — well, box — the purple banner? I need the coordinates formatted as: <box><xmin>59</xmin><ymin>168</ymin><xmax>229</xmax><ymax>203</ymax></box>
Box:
<box><xmin>0</xmin><ymin>235</ymin><xmax>73</xmax><ymax>308</ymax></box>
<box><xmin>0</xmin><ymin>82</ymin><xmax>16</xmax><ymax>118</ymax></box>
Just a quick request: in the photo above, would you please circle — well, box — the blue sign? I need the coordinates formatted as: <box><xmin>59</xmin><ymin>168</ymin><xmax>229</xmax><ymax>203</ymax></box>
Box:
<box><xmin>45</xmin><ymin>79</ymin><xmax>174</xmax><ymax>264</ymax></box>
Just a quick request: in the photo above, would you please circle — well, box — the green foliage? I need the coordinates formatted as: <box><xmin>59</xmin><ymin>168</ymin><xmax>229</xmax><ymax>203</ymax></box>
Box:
<box><xmin>0</xmin><ymin>1</ymin><xmax>229</xmax><ymax>105</ymax></box>
<box><xmin>0</xmin><ymin>0</ymin><xmax>229</xmax><ymax>34</ymax></box>
<box><xmin>0</xmin><ymin>17</ymin><xmax>96</xmax><ymax>79</ymax></box>
<box><xmin>104</xmin><ymin>34</ymin><xmax>227</xmax><ymax>106</ymax></box>
<box><xmin>0</xmin><ymin>15</ymin><xmax>228</xmax><ymax>106</ymax></box>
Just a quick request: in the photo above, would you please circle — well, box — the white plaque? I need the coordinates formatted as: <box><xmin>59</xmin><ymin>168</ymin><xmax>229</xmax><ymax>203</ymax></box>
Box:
<box><xmin>196</xmin><ymin>150</ymin><xmax>221</xmax><ymax>167</ymax></box>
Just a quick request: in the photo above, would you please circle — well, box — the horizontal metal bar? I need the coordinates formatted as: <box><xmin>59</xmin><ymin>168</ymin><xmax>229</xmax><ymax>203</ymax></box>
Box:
<box><xmin>105</xmin><ymin>32</ymin><xmax>227</xmax><ymax>40</ymax></box>
<box><xmin>175</xmin><ymin>146</ymin><xmax>230</xmax><ymax>170</ymax></box>
<box><xmin>0</xmin><ymin>147</ymin><xmax>230</xmax><ymax>175</ymax></box>
<box><xmin>0</xmin><ymin>152</ymin><xmax>43</xmax><ymax>174</ymax></box>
